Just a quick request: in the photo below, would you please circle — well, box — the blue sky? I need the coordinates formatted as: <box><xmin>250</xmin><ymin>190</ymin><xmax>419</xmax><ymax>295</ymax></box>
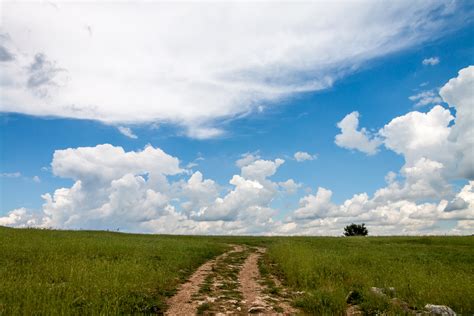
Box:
<box><xmin>1</xmin><ymin>1</ymin><xmax>473</xmax><ymax>235</ymax></box>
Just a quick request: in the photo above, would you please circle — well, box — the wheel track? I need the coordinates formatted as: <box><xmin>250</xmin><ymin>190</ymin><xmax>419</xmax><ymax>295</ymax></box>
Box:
<box><xmin>166</xmin><ymin>245</ymin><xmax>299</xmax><ymax>315</ymax></box>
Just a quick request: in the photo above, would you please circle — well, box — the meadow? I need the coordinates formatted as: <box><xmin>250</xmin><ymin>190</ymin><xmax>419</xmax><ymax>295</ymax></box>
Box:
<box><xmin>265</xmin><ymin>236</ymin><xmax>474</xmax><ymax>314</ymax></box>
<box><xmin>1</xmin><ymin>227</ymin><xmax>473</xmax><ymax>315</ymax></box>
<box><xmin>0</xmin><ymin>227</ymin><xmax>227</xmax><ymax>314</ymax></box>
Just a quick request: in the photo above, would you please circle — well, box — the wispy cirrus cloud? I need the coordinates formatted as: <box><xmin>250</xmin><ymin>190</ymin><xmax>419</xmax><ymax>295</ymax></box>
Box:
<box><xmin>117</xmin><ymin>126</ymin><xmax>138</xmax><ymax>139</ymax></box>
<box><xmin>409</xmin><ymin>89</ymin><xmax>443</xmax><ymax>107</ymax></box>
<box><xmin>0</xmin><ymin>172</ymin><xmax>21</xmax><ymax>178</ymax></box>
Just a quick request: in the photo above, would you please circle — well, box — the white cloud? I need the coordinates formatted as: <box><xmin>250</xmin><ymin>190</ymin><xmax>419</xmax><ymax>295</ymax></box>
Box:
<box><xmin>0</xmin><ymin>172</ymin><xmax>21</xmax><ymax>178</ymax></box>
<box><xmin>372</xmin><ymin>158</ymin><xmax>451</xmax><ymax>203</ymax></box>
<box><xmin>33</xmin><ymin>176</ymin><xmax>41</xmax><ymax>183</ymax></box>
<box><xmin>335</xmin><ymin>111</ymin><xmax>382</xmax><ymax>155</ymax></box>
<box><xmin>117</xmin><ymin>126</ymin><xmax>138</xmax><ymax>139</ymax></box>
<box><xmin>439</xmin><ymin>65</ymin><xmax>474</xmax><ymax>179</ymax></box>
<box><xmin>294</xmin><ymin>151</ymin><xmax>316</xmax><ymax>162</ymax></box>
<box><xmin>1</xmin><ymin>66</ymin><xmax>473</xmax><ymax>235</ymax></box>
<box><xmin>241</xmin><ymin>158</ymin><xmax>284</xmax><ymax>182</ymax></box>
<box><xmin>236</xmin><ymin>153</ymin><xmax>261</xmax><ymax>168</ymax></box>
<box><xmin>422</xmin><ymin>56</ymin><xmax>440</xmax><ymax>66</ymax></box>
<box><xmin>379</xmin><ymin>105</ymin><xmax>454</xmax><ymax>165</ymax></box>
<box><xmin>0</xmin><ymin>208</ymin><xmax>44</xmax><ymax>227</ymax></box>
<box><xmin>379</xmin><ymin>66</ymin><xmax>474</xmax><ymax>180</ymax></box>
<box><xmin>0</xmin><ymin>1</ymin><xmax>461</xmax><ymax>138</ymax></box>
<box><xmin>176</xmin><ymin>171</ymin><xmax>220</xmax><ymax>217</ymax></box>
<box><xmin>51</xmin><ymin>144</ymin><xmax>182</xmax><ymax>185</ymax></box>
<box><xmin>284</xmin><ymin>66</ymin><xmax>474</xmax><ymax>236</ymax></box>
<box><xmin>0</xmin><ymin>145</ymin><xmax>287</xmax><ymax>234</ymax></box>
<box><xmin>292</xmin><ymin>187</ymin><xmax>336</xmax><ymax>220</ymax></box>
<box><xmin>278</xmin><ymin>179</ymin><xmax>301</xmax><ymax>195</ymax></box>
<box><xmin>193</xmin><ymin>158</ymin><xmax>284</xmax><ymax>222</ymax></box>
<box><xmin>409</xmin><ymin>89</ymin><xmax>443</xmax><ymax>107</ymax></box>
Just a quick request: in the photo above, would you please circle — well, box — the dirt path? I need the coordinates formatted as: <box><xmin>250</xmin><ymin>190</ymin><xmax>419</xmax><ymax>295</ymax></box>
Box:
<box><xmin>166</xmin><ymin>245</ymin><xmax>299</xmax><ymax>315</ymax></box>
<box><xmin>165</xmin><ymin>245</ymin><xmax>243</xmax><ymax>315</ymax></box>
<box><xmin>239</xmin><ymin>247</ymin><xmax>298</xmax><ymax>315</ymax></box>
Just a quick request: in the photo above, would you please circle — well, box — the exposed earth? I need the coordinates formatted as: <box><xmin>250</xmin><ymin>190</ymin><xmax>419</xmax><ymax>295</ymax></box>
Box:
<box><xmin>165</xmin><ymin>245</ymin><xmax>299</xmax><ymax>315</ymax></box>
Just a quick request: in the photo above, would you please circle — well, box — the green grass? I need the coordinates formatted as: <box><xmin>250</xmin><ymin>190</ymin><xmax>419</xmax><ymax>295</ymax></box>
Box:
<box><xmin>0</xmin><ymin>227</ymin><xmax>228</xmax><ymax>315</ymax></box>
<box><xmin>265</xmin><ymin>236</ymin><xmax>474</xmax><ymax>315</ymax></box>
<box><xmin>1</xmin><ymin>227</ymin><xmax>472</xmax><ymax>315</ymax></box>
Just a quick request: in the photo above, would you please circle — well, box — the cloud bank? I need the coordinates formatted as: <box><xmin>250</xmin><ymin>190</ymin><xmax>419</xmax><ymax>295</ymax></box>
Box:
<box><xmin>0</xmin><ymin>1</ymin><xmax>464</xmax><ymax>138</ymax></box>
<box><xmin>1</xmin><ymin>66</ymin><xmax>473</xmax><ymax>235</ymax></box>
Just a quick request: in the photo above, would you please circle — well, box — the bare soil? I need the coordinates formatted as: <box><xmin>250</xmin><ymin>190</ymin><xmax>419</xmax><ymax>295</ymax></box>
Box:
<box><xmin>165</xmin><ymin>245</ymin><xmax>299</xmax><ymax>315</ymax></box>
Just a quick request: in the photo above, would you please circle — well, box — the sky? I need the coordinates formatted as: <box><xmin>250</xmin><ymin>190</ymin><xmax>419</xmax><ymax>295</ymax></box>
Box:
<box><xmin>0</xmin><ymin>0</ymin><xmax>473</xmax><ymax>235</ymax></box>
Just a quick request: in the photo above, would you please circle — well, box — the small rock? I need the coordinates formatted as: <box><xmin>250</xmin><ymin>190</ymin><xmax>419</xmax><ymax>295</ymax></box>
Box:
<box><xmin>248</xmin><ymin>306</ymin><xmax>266</xmax><ymax>313</ymax></box>
<box><xmin>370</xmin><ymin>287</ymin><xmax>386</xmax><ymax>297</ymax></box>
<box><xmin>236</xmin><ymin>306</ymin><xmax>241</xmax><ymax>311</ymax></box>
<box><xmin>346</xmin><ymin>305</ymin><xmax>363</xmax><ymax>316</ymax></box>
<box><xmin>424</xmin><ymin>304</ymin><xmax>456</xmax><ymax>316</ymax></box>
<box><xmin>252</xmin><ymin>298</ymin><xmax>266</xmax><ymax>306</ymax></box>
<box><xmin>206</xmin><ymin>296</ymin><xmax>217</xmax><ymax>303</ymax></box>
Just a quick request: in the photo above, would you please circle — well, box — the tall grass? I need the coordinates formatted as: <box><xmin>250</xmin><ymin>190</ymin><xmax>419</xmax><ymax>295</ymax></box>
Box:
<box><xmin>266</xmin><ymin>236</ymin><xmax>474</xmax><ymax>315</ymax></box>
<box><xmin>0</xmin><ymin>227</ymin><xmax>227</xmax><ymax>314</ymax></box>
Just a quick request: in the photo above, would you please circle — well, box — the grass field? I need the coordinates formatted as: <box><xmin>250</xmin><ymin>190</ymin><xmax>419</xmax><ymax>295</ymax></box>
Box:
<box><xmin>265</xmin><ymin>236</ymin><xmax>474</xmax><ymax>314</ymax></box>
<box><xmin>1</xmin><ymin>227</ymin><xmax>473</xmax><ymax>315</ymax></box>
<box><xmin>0</xmin><ymin>227</ymin><xmax>228</xmax><ymax>314</ymax></box>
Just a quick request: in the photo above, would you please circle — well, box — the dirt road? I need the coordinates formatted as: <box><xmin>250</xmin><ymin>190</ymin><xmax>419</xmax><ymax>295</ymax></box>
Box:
<box><xmin>165</xmin><ymin>245</ymin><xmax>298</xmax><ymax>315</ymax></box>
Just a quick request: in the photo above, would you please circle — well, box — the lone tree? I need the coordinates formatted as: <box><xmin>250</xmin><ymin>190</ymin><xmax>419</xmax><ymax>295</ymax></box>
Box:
<box><xmin>343</xmin><ymin>223</ymin><xmax>368</xmax><ymax>236</ymax></box>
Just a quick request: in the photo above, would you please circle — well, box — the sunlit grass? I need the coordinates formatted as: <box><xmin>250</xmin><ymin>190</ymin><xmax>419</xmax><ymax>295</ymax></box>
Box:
<box><xmin>0</xmin><ymin>227</ymin><xmax>227</xmax><ymax>314</ymax></box>
<box><xmin>1</xmin><ymin>227</ymin><xmax>472</xmax><ymax>315</ymax></box>
<box><xmin>266</xmin><ymin>236</ymin><xmax>474</xmax><ymax>314</ymax></box>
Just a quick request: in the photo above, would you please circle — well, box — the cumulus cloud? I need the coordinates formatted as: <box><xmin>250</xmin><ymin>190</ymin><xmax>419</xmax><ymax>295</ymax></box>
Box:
<box><xmin>284</xmin><ymin>66</ymin><xmax>474</xmax><ymax>235</ymax></box>
<box><xmin>409</xmin><ymin>89</ymin><xmax>443</xmax><ymax>107</ymax></box>
<box><xmin>0</xmin><ymin>208</ymin><xmax>43</xmax><ymax>227</ymax></box>
<box><xmin>337</xmin><ymin>66</ymin><xmax>473</xmax><ymax>181</ymax></box>
<box><xmin>236</xmin><ymin>153</ymin><xmax>261</xmax><ymax>168</ymax></box>
<box><xmin>0</xmin><ymin>1</ymin><xmax>464</xmax><ymax>138</ymax></box>
<box><xmin>0</xmin><ymin>145</ymin><xmax>289</xmax><ymax>234</ymax></box>
<box><xmin>294</xmin><ymin>151</ymin><xmax>316</xmax><ymax>162</ymax></box>
<box><xmin>422</xmin><ymin>56</ymin><xmax>440</xmax><ymax>66</ymax></box>
<box><xmin>117</xmin><ymin>126</ymin><xmax>138</xmax><ymax>139</ymax></box>
<box><xmin>439</xmin><ymin>65</ymin><xmax>474</xmax><ymax>179</ymax></box>
<box><xmin>1</xmin><ymin>66</ymin><xmax>473</xmax><ymax>235</ymax></box>
<box><xmin>379</xmin><ymin>105</ymin><xmax>454</xmax><ymax>165</ymax></box>
<box><xmin>278</xmin><ymin>179</ymin><xmax>301</xmax><ymax>195</ymax></box>
<box><xmin>335</xmin><ymin>111</ymin><xmax>382</xmax><ymax>155</ymax></box>
<box><xmin>292</xmin><ymin>187</ymin><xmax>336</xmax><ymax>220</ymax></box>
<box><xmin>51</xmin><ymin>144</ymin><xmax>182</xmax><ymax>184</ymax></box>
<box><xmin>176</xmin><ymin>171</ymin><xmax>220</xmax><ymax>217</ymax></box>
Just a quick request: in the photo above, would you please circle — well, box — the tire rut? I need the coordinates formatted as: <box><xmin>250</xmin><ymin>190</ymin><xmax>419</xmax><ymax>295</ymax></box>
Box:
<box><xmin>239</xmin><ymin>247</ymin><xmax>298</xmax><ymax>315</ymax></box>
<box><xmin>165</xmin><ymin>245</ymin><xmax>243</xmax><ymax>316</ymax></box>
<box><xmin>166</xmin><ymin>245</ymin><xmax>299</xmax><ymax>315</ymax></box>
